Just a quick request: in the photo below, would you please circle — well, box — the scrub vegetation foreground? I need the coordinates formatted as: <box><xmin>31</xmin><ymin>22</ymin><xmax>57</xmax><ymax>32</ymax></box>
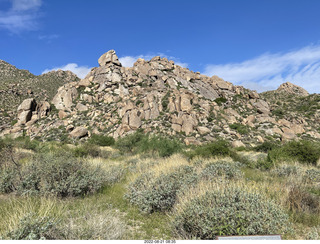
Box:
<box><xmin>0</xmin><ymin>133</ymin><xmax>320</xmax><ymax>240</ymax></box>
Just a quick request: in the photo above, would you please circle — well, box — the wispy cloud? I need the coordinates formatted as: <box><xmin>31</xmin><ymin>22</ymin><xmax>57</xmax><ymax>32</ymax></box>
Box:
<box><xmin>38</xmin><ymin>34</ymin><xmax>59</xmax><ymax>40</ymax></box>
<box><xmin>42</xmin><ymin>63</ymin><xmax>92</xmax><ymax>79</ymax></box>
<box><xmin>204</xmin><ymin>44</ymin><xmax>320</xmax><ymax>93</ymax></box>
<box><xmin>119</xmin><ymin>53</ymin><xmax>188</xmax><ymax>68</ymax></box>
<box><xmin>0</xmin><ymin>0</ymin><xmax>42</xmax><ymax>33</ymax></box>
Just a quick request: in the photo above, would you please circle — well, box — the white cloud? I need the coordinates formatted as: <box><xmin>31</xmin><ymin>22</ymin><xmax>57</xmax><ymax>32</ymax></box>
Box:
<box><xmin>204</xmin><ymin>44</ymin><xmax>320</xmax><ymax>93</ymax></box>
<box><xmin>42</xmin><ymin>63</ymin><xmax>92</xmax><ymax>79</ymax></box>
<box><xmin>12</xmin><ymin>0</ymin><xmax>41</xmax><ymax>11</ymax></box>
<box><xmin>119</xmin><ymin>53</ymin><xmax>188</xmax><ymax>68</ymax></box>
<box><xmin>0</xmin><ymin>0</ymin><xmax>42</xmax><ymax>33</ymax></box>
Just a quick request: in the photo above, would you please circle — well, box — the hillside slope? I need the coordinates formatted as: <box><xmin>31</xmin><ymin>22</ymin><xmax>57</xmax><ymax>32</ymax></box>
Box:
<box><xmin>1</xmin><ymin>50</ymin><xmax>319</xmax><ymax>145</ymax></box>
<box><xmin>0</xmin><ymin>60</ymin><xmax>79</xmax><ymax>131</ymax></box>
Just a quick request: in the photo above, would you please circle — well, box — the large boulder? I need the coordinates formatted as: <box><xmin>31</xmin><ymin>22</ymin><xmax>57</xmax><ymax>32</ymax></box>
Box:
<box><xmin>17</xmin><ymin>98</ymin><xmax>37</xmax><ymax>124</ymax></box>
<box><xmin>98</xmin><ymin>50</ymin><xmax>121</xmax><ymax>67</ymax></box>
<box><xmin>17</xmin><ymin>98</ymin><xmax>36</xmax><ymax>113</ymax></box>
<box><xmin>251</xmin><ymin>99</ymin><xmax>270</xmax><ymax>114</ymax></box>
<box><xmin>52</xmin><ymin>86</ymin><xmax>78</xmax><ymax>111</ymax></box>
<box><xmin>69</xmin><ymin>126</ymin><xmax>88</xmax><ymax>139</ymax></box>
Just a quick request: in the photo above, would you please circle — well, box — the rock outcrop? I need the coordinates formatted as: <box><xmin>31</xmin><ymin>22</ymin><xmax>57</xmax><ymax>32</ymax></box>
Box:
<box><xmin>2</xmin><ymin>50</ymin><xmax>319</xmax><ymax>146</ymax></box>
<box><xmin>277</xmin><ymin>82</ymin><xmax>309</xmax><ymax>97</ymax></box>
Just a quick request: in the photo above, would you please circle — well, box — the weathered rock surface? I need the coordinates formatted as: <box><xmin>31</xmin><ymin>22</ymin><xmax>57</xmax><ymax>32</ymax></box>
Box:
<box><xmin>69</xmin><ymin>127</ymin><xmax>88</xmax><ymax>139</ymax></box>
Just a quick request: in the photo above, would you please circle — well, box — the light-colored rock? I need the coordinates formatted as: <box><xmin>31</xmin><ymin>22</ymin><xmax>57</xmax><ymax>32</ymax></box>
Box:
<box><xmin>291</xmin><ymin>124</ymin><xmax>305</xmax><ymax>134</ymax></box>
<box><xmin>17</xmin><ymin>98</ymin><xmax>36</xmax><ymax>112</ymax></box>
<box><xmin>184</xmin><ymin>137</ymin><xmax>201</xmax><ymax>145</ymax></box>
<box><xmin>197</xmin><ymin>126</ymin><xmax>211</xmax><ymax>135</ymax></box>
<box><xmin>52</xmin><ymin>86</ymin><xmax>78</xmax><ymax>111</ymax></box>
<box><xmin>181</xmin><ymin>114</ymin><xmax>197</xmax><ymax>135</ymax></box>
<box><xmin>231</xmin><ymin>140</ymin><xmax>245</xmax><ymax>148</ymax></box>
<box><xmin>172</xmin><ymin>123</ymin><xmax>182</xmax><ymax>132</ymax></box>
<box><xmin>257</xmin><ymin>135</ymin><xmax>264</xmax><ymax>143</ymax></box>
<box><xmin>58</xmin><ymin>110</ymin><xmax>69</xmax><ymax>119</ymax></box>
<box><xmin>69</xmin><ymin>126</ymin><xmax>88</xmax><ymax>139</ymax></box>
<box><xmin>128</xmin><ymin>110</ymin><xmax>142</xmax><ymax>129</ymax></box>
<box><xmin>277</xmin><ymin>82</ymin><xmax>309</xmax><ymax>96</ymax></box>
<box><xmin>76</xmin><ymin>103</ymin><xmax>88</xmax><ymax>112</ymax></box>
<box><xmin>180</xmin><ymin>93</ymin><xmax>192</xmax><ymax>112</ymax></box>
<box><xmin>251</xmin><ymin>99</ymin><xmax>270</xmax><ymax>114</ymax></box>
<box><xmin>98</xmin><ymin>50</ymin><xmax>121</xmax><ymax>67</ymax></box>
<box><xmin>281</xmin><ymin>127</ymin><xmax>296</xmax><ymax>141</ymax></box>
<box><xmin>18</xmin><ymin>110</ymin><xmax>32</xmax><ymax>124</ymax></box>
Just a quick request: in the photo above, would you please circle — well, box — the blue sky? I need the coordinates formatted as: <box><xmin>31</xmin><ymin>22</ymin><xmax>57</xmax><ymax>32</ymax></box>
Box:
<box><xmin>1</xmin><ymin>0</ymin><xmax>320</xmax><ymax>93</ymax></box>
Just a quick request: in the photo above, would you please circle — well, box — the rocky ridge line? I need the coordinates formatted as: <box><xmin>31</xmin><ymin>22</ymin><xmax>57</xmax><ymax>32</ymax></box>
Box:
<box><xmin>2</xmin><ymin>50</ymin><xmax>319</xmax><ymax>146</ymax></box>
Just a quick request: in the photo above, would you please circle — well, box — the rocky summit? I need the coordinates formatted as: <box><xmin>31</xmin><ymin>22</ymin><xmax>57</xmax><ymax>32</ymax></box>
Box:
<box><xmin>1</xmin><ymin>50</ymin><xmax>320</xmax><ymax>146</ymax></box>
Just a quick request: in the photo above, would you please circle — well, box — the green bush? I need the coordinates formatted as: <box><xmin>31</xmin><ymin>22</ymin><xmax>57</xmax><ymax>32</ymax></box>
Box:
<box><xmin>268</xmin><ymin>140</ymin><xmax>320</xmax><ymax>165</ymax></box>
<box><xmin>115</xmin><ymin>132</ymin><xmax>182</xmax><ymax>157</ymax></box>
<box><xmin>138</xmin><ymin>135</ymin><xmax>182</xmax><ymax>157</ymax></box>
<box><xmin>173</xmin><ymin>187</ymin><xmax>291</xmax><ymax>239</ymax></box>
<box><xmin>254</xmin><ymin>141</ymin><xmax>279</xmax><ymax>153</ymax></box>
<box><xmin>0</xmin><ymin>168</ymin><xmax>18</xmax><ymax>194</ymax></box>
<box><xmin>88</xmin><ymin>134</ymin><xmax>115</xmax><ymax>147</ymax></box>
<box><xmin>229</xmin><ymin>123</ymin><xmax>249</xmax><ymax>135</ymax></box>
<box><xmin>72</xmin><ymin>143</ymin><xmax>101</xmax><ymax>158</ymax></box>
<box><xmin>126</xmin><ymin>166</ymin><xmax>198</xmax><ymax>213</ymax></box>
<box><xmin>187</xmin><ymin>140</ymin><xmax>231</xmax><ymax>159</ymax></box>
<box><xmin>0</xmin><ymin>152</ymin><xmax>106</xmax><ymax>197</ymax></box>
<box><xmin>214</xmin><ymin>97</ymin><xmax>227</xmax><ymax>106</ymax></box>
<box><xmin>200</xmin><ymin>161</ymin><xmax>243</xmax><ymax>180</ymax></box>
<box><xmin>2</xmin><ymin>214</ymin><xmax>63</xmax><ymax>240</ymax></box>
<box><xmin>115</xmin><ymin>131</ymin><xmax>146</xmax><ymax>154</ymax></box>
<box><xmin>33</xmin><ymin>153</ymin><xmax>105</xmax><ymax>197</ymax></box>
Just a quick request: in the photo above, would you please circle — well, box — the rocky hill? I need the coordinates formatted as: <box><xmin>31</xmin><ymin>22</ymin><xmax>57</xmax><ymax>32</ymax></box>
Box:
<box><xmin>0</xmin><ymin>60</ymin><xmax>79</xmax><ymax>132</ymax></box>
<box><xmin>1</xmin><ymin>50</ymin><xmax>319</xmax><ymax>146</ymax></box>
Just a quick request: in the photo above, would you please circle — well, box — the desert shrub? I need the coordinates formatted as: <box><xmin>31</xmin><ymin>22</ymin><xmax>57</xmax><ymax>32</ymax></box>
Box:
<box><xmin>229</xmin><ymin>123</ymin><xmax>249</xmax><ymax>135</ymax></box>
<box><xmin>288</xmin><ymin>185</ymin><xmax>320</xmax><ymax>213</ymax></box>
<box><xmin>304</xmin><ymin>169</ymin><xmax>320</xmax><ymax>183</ymax></box>
<box><xmin>2</xmin><ymin>214</ymin><xmax>63</xmax><ymax>240</ymax></box>
<box><xmin>0</xmin><ymin>152</ymin><xmax>106</xmax><ymax>197</ymax></box>
<box><xmin>214</xmin><ymin>97</ymin><xmax>227</xmax><ymax>105</ymax></box>
<box><xmin>161</xmin><ymin>92</ymin><xmax>170</xmax><ymax>111</ymax></box>
<box><xmin>115</xmin><ymin>131</ymin><xmax>146</xmax><ymax>154</ymax></box>
<box><xmin>88</xmin><ymin>134</ymin><xmax>115</xmax><ymax>147</ymax></box>
<box><xmin>307</xmin><ymin>227</ymin><xmax>320</xmax><ymax>240</ymax></box>
<box><xmin>0</xmin><ymin>138</ymin><xmax>5</xmax><ymax>151</ymax></box>
<box><xmin>33</xmin><ymin>153</ymin><xmax>105</xmax><ymax>197</ymax></box>
<box><xmin>268</xmin><ymin>140</ymin><xmax>320</xmax><ymax>165</ymax></box>
<box><xmin>115</xmin><ymin>132</ymin><xmax>182</xmax><ymax>157</ymax></box>
<box><xmin>104</xmin><ymin>166</ymin><xmax>126</xmax><ymax>185</ymax></box>
<box><xmin>173</xmin><ymin>187</ymin><xmax>291</xmax><ymax>239</ymax></box>
<box><xmin>187</xmin><ymin>140</ymin><xmax>231</xmax><ymax>159</ymax></box>
<box><xmin>138</xmin><ymin>135</ymin><xmax>183</xmax><ymax>157</ymax></box>
<box><xmin>255</xmin><ymin>157</ymin><xmax>275</xmax><ymax>170</ymax></box>
<box><xmin>127</xmin><ymin>166</ymin><xmax>198</xmax><ymax>213</ymax></box>
<box><xmin>272</xmin><ymin>165</ymin><xmax>299</xmax><ymax>177</ymax></box>
<box><xmin>0</xmin><ymin>168</ymin><xmax>18</xmax><ymax>193</ymax></box>
<box><xmin>9</xmin><ymin>136</ymin><xmax>41</xmax><ymax>152</ymax></box>
<box><xmin>72</xmin><ymin>143</ymin><xmax>101</xmax><ymax>158</ymax></box>
<box><xmin>63</xmin><ymin>210</ymin><xmax>126</xmax><ymax>240</ymax></box>
<box><xmin>254</xmin><ymin>141</ymin><xmax>279</xmax><ymax>153</ymax></box>
<box><xmin>200</xmin><ymin>161</ymin><xmax>243</xmax><ymax>180</ymax></box>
